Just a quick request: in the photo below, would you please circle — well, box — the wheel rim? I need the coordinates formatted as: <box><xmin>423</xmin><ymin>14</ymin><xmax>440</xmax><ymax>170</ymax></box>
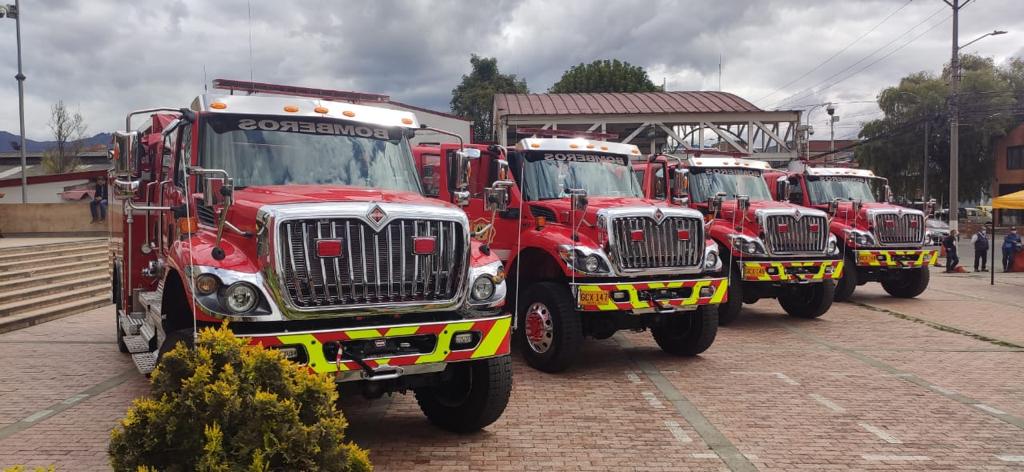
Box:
<box><xmin>524</xmin><ymin>302</ymin><xmax>554</xmax><ymax>354</ymax></box>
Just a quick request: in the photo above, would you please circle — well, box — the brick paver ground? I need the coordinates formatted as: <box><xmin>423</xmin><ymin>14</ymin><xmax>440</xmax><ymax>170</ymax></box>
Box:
<box><xmin>1</xmin><ymin>267</ymin><xmax>1023</xmax><ymax>471</ymax></box>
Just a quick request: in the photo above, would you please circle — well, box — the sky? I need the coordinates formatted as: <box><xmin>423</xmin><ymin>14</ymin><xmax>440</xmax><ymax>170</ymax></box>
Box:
<box><xmin>0</xmin><ymin>0</ymin><xmax>1021</xmax><ymax>141</ymax></box>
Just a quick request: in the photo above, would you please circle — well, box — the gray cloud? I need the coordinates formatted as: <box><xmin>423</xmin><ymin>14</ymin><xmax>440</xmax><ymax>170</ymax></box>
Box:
<box><xmin>0</xmin><ymin>0</ymin><xmax>1020</xmax><ymax>140</ymax></box>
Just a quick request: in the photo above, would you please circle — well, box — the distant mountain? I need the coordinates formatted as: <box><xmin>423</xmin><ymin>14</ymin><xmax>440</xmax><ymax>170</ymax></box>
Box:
<box><xmin>0</xmin><ymin>131</ymin><xmax>112</xmax><ymax>152</ymax></box>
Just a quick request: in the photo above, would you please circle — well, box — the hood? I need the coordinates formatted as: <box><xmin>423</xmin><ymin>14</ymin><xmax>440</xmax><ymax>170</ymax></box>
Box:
<box><xmin>527</xmin><ymin>196</ymin><xmax>666</xmax><ymax>224</ymax></box>
<box><xmin>833</xmin><ymin>201</ymin><xmax>914</xmax><ymax>228</ymax></box>
<box><xmin>716</xmin><ymin>199</ymin><xmax>812</xmax><ymax>222</ymax></box>
<box><xmin>225</xmin><ymin>185</ymin><xmax>453</xmax><ymax>229</ymax></box>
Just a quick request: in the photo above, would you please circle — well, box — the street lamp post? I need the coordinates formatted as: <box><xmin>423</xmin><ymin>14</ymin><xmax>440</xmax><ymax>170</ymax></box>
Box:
<box><xmin>946</xmin><ymin>0</ymin><xmax>1006</xmax><ymax>232</ymax></box>
<box><xmin>803</xmin><ymin>102</ymin><xmax>831</xmax><ymax>161</ymax></box>
<box><xmin>2</xmin><ymin>0</ymin><xmax>27</xmax><ymax>203</ymax></box>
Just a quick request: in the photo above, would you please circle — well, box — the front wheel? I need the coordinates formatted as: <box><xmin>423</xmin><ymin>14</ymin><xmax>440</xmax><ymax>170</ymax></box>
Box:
<box><xmin>717</xmin><ymin>270</ymin><xmax>743</xmax><ymax>326</ymax></box>
<box><xmin>881</xmin><ymin>267</ymin><xmax>930</xmax><ymax>298</ymax></box>
<box><xmin>516</xmin><ymin>282</ymin><xmax>583</xmax><ymax>373</ymax></box>
<box><xmin>779</xmin><ymin>281</ymin><xmax>835</xmax><ymax>319</ymax></box>
<box><xmin>651</xmin><ymin>306</ymin><xmax>719</xmax><ymax>356</ymax></box>
<box><xmin>833</xmin><ymin>254</ymin><xmax>857</xmax><ymax>302</ymax></box>
<box><xmin>414</xmin><ymin>356</ymin><xmax>513</xmax><ymax>434</ymax></box>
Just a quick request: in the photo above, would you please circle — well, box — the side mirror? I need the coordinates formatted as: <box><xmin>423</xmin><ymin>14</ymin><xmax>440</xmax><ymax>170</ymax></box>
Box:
<box><xmin>775</xmin><ymin>176</ymin><xmax>789</xmax><ymax>202</ymax></box>
<box><xmin>484</xmin><ymin>186</ymin><xmax>510</xmax><ymax>212</ymax></box>
<box><xmin>736</xmin><ymin>194</ymin><xmax>750</xmax><ymax>215</ymax></box>
<box><xmin>204</xmin><ymin>177</ymin><xmax>225</xmax><ymax>206</ymax></box>
<box><xmin>926</xmin><ymin>198</ymin><xmax>937</xmax><ymax>217</ymax></box>
<box><xmin>111</xmin><ymin>130</ymin><xmax>139</xmax><ymax>177</ymax></box>
<box><xmin>671</xmin><ymin>167</ymin><xmax>689</xmax><ymax>205</ymax></box>
<box><xmin>884</xmin><ymin>184</ymin><xmax>893</xmax><ymax>203</ymax></box>
<box><xmin>451</xmin><ymin>148</ymin><xmax>480</xmax><ymax>207</ymax></box>
<box><xmin>828</xmin><ymin>198</ymin><xmax>839</xmax><ymax>217</ymax></box>
<box><xmin>852</xmin><ymin>199</ymin><xmax>863</xmax><ymax>214</ymax></box>
<box><xmin>708</xmin><ymin>192</ymin><xmax>725</xmax><ymax>215</ymax></box>
<box><xmin>569</xmin><ymin>188</ymin><xmax>588</xmax><ymax>214</ymax></box>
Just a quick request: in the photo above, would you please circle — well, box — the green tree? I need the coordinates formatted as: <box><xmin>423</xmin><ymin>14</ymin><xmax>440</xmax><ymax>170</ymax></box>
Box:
<box><xmin>549</xmin><ymin>59</ymin><xmax>662</xmax><ymax>94</ymax></box>
<box><xmin>855</xmin><ymin>54</ymin><xmax>1022</xmax><ymax>204</ymax></box>
<box><xmin>450</xmin><ymin>54</ymin><xmax>528</xmax><ymax>142</ymax></box>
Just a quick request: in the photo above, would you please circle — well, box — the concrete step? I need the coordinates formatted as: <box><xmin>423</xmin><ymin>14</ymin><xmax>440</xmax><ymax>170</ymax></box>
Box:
<box><xmin>0</xmin><ymin>250</ymin><xmax>109</xmax><ymax>273</ymax></box>
<box><xmin>0</xmin><ymin>242</ymin><xmax>108</xmax><ymax>264</ymax></box>
<box><xmin>0</xmin><ymin>267</ymin><xmax>106</xmax><ymax>292</ymax></box>
<box><xmin>0</xmin><ymin>274</ymin><xmax>109</xmax><ymax>305</ymax></box>
<box><xmin>0</xmin><ymin>285</ymin><xmax>110</xmax><ymax>317</ymax></box>
<box><xmin>0</xmin><ymin>258</ymin><xmax>108</xmax><ymax>282</ymax></box>
<box><xmin>0</xmin><ymin>295</ymin><xmax>110</xmax><ymax>335</ymax></box>
<box><xmin>0</xmin><ymin>239</ymin><xmax>106</xmax><ymax>257</ymax></box>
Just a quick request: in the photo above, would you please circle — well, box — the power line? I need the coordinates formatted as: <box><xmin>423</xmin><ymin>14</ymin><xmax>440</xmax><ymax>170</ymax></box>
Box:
<box><xmin>755</xmin><ymin>0</ymin><xmax>914</xmax><ymax>104</ymax></box>
<box><xmin>772</xmin><ymin>9</ymin><xmax>951</xmax><ymax>110</ymax></box>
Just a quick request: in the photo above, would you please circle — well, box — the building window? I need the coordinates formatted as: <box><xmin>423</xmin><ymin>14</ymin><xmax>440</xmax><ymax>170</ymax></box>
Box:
<box><xmin>1009</xmin><ymin>145</ymin><xmax>1024</xmax><ymax>170</ymax></box>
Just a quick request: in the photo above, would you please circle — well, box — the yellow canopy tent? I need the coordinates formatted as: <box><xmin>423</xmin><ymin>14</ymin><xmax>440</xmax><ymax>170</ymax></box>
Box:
<box><xmin>992</xmin><ymin>189</ymin><xmax>1024</xmax><ymax>210</ymax></box>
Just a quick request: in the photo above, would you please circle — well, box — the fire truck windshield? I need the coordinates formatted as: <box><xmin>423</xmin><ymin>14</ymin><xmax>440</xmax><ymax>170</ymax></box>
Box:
<box><xmin>516</xmin><ymin>151</ymin><xmax>641</xmax><ymax>201</ymax></box>
<box><xmin>200</xmin><ymin>115</ymin><xmax>422</xmax><ymax>193</ymax></box>
<box><xmin>688</xmin><ymin>168</ymin><xmax>772</xmax><ymax>202</ymax></box>
<box><xmin>807</xmin><ymin>176</ymin><xmax>878</xmax><ymax>204</ymax></box>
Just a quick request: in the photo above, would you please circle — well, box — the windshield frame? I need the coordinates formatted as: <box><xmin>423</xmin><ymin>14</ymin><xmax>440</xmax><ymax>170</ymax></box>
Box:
<box><xmin>515</xmin><ymin>150</ymin><xmax>642</xmax><ymax>201</ymax></box>
<box><xmin>687</xmin><ymin>167</ymin><xmax>772</xmax><ymax>203</ymax></box>
<box><xmin>806</xmin><ymin>175</ymin><xmax>880</xmax><ymax>205</ymax></box>
<box><xmin>197</xmin><ymin>113</ymin><xmax>422</xmax><ymax>194</ymax></box>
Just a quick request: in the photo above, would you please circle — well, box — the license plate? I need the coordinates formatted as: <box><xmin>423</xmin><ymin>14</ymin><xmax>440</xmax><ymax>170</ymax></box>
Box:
<box><xmin>579</xmin><ymin>291</ymin><xmax>610</xmax><ymax>305</ymax></box>
<box><xmin>744</xmin><ymin>265</ymin><xmax>766</xmax><ymax>279</ymax></box>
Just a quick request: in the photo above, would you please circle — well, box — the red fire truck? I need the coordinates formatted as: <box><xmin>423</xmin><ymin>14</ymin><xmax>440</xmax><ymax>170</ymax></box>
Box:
<box><xmin>637</xmin><ymin>152</ymin><xmax>842</xmax><ymax>325</ymax></box>
<box><xmin>413</xmin><ymin>136</ymin><xmax>727</xmax><ymax>372</ymax></box>
<box><xmin>107</xmin><ymin>90</ymin><xmax>513</xmax><ymax>432</ymax></box>
<box><xmin>774</xmin><ymin>165</ymin><xmax>937</xmax><ymax>301</ymax></box>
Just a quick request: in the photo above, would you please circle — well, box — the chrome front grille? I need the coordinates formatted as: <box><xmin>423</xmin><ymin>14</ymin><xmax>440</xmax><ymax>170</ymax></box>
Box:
<box><xmin>873</xmin><ymin>212</ymin><xmax>924</xmax><ymax>245</ymax></box>
<box><xmin>279</xmin><ymin>218</ymin><xmax>466</xmax><ymax>308</ymax></box>
<box><xmin>763</xmin><ymin>214</ymin><xmax>828</xmax><ymax>254</ymax></box>
<box><xmin>611</xmin><ymin>216</ymin><xmax>703</xmax><ymax>270</ymax></box>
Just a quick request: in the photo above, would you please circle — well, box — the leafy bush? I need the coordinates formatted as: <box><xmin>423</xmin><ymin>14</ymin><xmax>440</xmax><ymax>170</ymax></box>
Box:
<box><xmin>108</xmin><ymin>325</ymin><xmax>372</xmax><ymax>472</ymax></box>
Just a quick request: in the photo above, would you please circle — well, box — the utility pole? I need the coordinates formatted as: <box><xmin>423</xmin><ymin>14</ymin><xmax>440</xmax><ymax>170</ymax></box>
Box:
<box><xmin>826</xmin><ymin>103</ymin><xmax>837</xmax><ymax>164</ymax></box>
<box><xmin>3</xmin><ymin>0</ymin><xmax>27</xmax><ymax>202</ymax></box>
<box><xmin>923</xmin><ymin>119</ymin><xmax>929</xmax><ymax>203</ymax></box>
<box><xmin>948</xmin><ymin>0</ymin><xmax>962</xmax><ymax>233</ymax></box>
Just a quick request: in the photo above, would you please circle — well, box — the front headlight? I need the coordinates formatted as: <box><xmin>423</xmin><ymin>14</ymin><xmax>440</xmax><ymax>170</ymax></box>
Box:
<box><xmin>224</xmin><ymin>282</ymin><xmax>259</xmax><ymax>314</ymax></box>
<box><xmin>466</xmin><ymin>260</ymin><xmax>506</xmax><ymax>307</ymax></box>
<box><xmin>846</xmin><ymin>230</ymin><xmax>875</xmax><ymax>246</ymax></box>
<box><xmin>704</xmin><ymin>250</ymin><xmax>719</xmax><ymax>269</ymax></box>
<box><xmin>826</xmin><ymin>234</ymin><xmax>839</xmax><ymax>255</ymax></box>
<box><xmin>558</xmin><ymin>245</ymin><xmax>612</xmax><ymax>274</ymax></box>
<box><xmin>731</xmin><ymin>236</ymin><xmax>766</xmax><ymax>255</ymax></box>
<box><xmin>471</xmin><ymin>275</ymin><xmax>496</xmax><ymax>301</ymax></box>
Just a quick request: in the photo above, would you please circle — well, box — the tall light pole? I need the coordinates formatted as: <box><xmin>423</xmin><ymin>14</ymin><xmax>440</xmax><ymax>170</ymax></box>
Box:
<box><xmin>2</xmin><ymin>1</ymin><xmax>27</xmax><ymax>203</ymax></box>
<box><xmin>826</xmin><ymin>103</ymin><xmax>837</xmax><ymax>164</ymax></box>
<box><xmin>946</xmin><ymin>0</ymin><xmax>1006</xmax><ymax>231</ymax></box>
<box><xmin>803</xmin><ymin>102</ymin><xmax>830</xmax><ymax>161</ymax></box>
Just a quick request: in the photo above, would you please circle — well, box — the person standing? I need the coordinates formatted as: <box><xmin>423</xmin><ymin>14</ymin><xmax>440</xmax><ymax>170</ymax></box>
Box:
<box><xmin>942</xmin><ymin>229</ymin><xmax>959</xmax><ymax>273</ymax></box>
<box><xmin>90</xmin><ymin>177</ymin><xmax>108</xmax><ymax>223</ymax></box>
<box><xmin>1003</xmin><ymin>227</ymin><xmax>1022</xmax><ymax>272</ymax></box>
<box><xmin>971</xmin><ymin>229</ymin><xmax>989</xmax><ymax>272</ymax></box>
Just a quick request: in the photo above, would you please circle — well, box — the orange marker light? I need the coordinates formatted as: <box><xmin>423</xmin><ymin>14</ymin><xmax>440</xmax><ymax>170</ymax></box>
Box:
<box><xmin>569</xmin><ymin>143</ymin><xmax>579</xmax><ymax>149</ymax></box>
<box><xmin>178</xmin><ymin>217</ymin><xmax>198</xmax><ymax>234</ymax></box>
<box><xmin>284</xmin><ymin>105</ymin><xmax>299</xmax><ymax>113</ymax></box>
<box><xmin>401</xmin><ymin>117</ymin><xmax>414</xmax><ymax>125</ymax></box>
<box><xmin>314</xmin><ymin>106</ymin><xmax>329</xmax><ymax>114</ymax></box>
<box><xmin>600</xmin><ymin>146</ymin><xmax>608</xmax><ymax>151</ymax></box>
<box><xmin>210</xmin><ymin>102</ymin><xmax>227</xmax><ymax>110</ymax></box>
<box><xmin>342</xmin><ymin>110</ymin><xmax>356</xmax><ymax>117</ymax></box>
<box><xmin>530</xmin><ymin>143</ymin><xmax>541</xmax><ymax>148</ymax></box>
<box><xmin>586</xmin><ymin>144</ymin><xmax>595</xmax><ymax>149</ymax></box>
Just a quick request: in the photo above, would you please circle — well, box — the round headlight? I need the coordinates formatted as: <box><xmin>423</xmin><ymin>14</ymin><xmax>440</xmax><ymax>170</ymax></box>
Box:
<box><xmin>195</xmin><ymin>274</ymin><xmax>219</xmax><ymax>295</ymax></box>
<box><xmin>744</xmin><ymin>241</ymin><xmax>758</xmax><ymax>254</ymax></box>
<box><xmin>224</xmin><ymin>282</ymin><xmax>259</xmax><ymax>313</ymax></box>
<box><xmin>827</xmin><ymin>240</ymin><xmax>838</xmax><ymax>254</ymax></box>
<box><xmin>584</xmin><ymin>255</ymin><xmax>601</xmax><ymax>273</ymax></box>
<box><xmin>705</xmin><ymin>251</ymin><xmax>719</xmax><ymax>268</ymax></box>
<box><xmin>471</xmin><ymin>275</ymin><xmax>495</xmax><ymax>301</ymax></box>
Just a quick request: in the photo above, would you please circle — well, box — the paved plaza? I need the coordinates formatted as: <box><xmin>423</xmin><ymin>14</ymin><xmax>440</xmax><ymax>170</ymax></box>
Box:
<box><xmin>1</xmin><ymin>268</ymin><xmax>1023</xmax><ymax>471</ymax></box>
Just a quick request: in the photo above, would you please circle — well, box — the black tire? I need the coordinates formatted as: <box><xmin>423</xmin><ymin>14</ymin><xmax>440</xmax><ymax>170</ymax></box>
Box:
<box><xmin>779</xmin><ymin>281</ymin><xmax>835</xmax><ymax>319</ymax></box>
<box><xmin>516</xmin><ymin>282</ymin><xmax>583</xmax><ymax>373</ymax></box>
<box><xmin>833</xmin><ymin>254</ymin><xmax>857</xmax><ymax>302</ymax></box>
<box><xmin>881</xmin><ymin>267</ymin><xmax>930</xmax><ymax>298</ymax></box>
<box><xmin>157</xmin><ymin>329</ymin><xmax>194</xmax><ymax>362</ymax></box>
<box><xmin>414</xmin><ymin>356</ymin><xmax>513</xmax><ymax>433</ymax></box>
<box><xmin>717</xmin><ymin>269</ymin><xmax>743</xmax><ymax>326</ymax></box>
<box><xmin>651</xmin><ymin>305</ymin><xmax>719</xmax><ymax>356</ymax></box>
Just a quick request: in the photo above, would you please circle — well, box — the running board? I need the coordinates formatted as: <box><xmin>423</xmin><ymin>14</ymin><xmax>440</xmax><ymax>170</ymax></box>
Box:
<box><xmin>131</xmin><ymin>351</ymin><xmax>158</xmax><ymax>375</ymax></box>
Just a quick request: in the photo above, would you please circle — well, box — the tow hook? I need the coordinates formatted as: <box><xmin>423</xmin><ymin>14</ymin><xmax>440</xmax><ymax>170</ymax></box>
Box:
<box><xmin>335</xmin><ymin>345</ymin><xmax>402</xmax><ymax>381</ymax></box>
